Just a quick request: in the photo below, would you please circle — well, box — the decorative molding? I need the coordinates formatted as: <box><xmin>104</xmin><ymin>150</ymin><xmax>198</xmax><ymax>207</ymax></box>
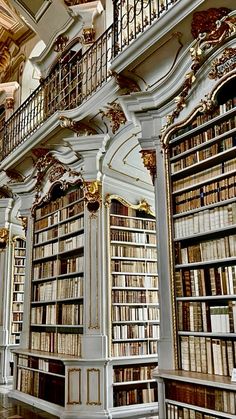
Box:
<box><xmin>161</xmin><ymin>12</ymin><xmax>236</xmax><ymax>133</ymax></box>
<box><xmin>140</xmin><ymin>149</ymin><xmax>156</xmax><ymax>183</ymax></box>
<box><xmin>67</xmin><ymin>368</ymin><xmax>82</xmax><ymax>405</ymax></box>
<box><xmin>110</xmin><ymin>71</ymin><xmax>141</xmax><ymax>94</ymax></box>
<box><xmin>86</xmin><ymin>368</ymin><xmax>101</xmax><ymax>406</ymax></box>
<box><xmin>59</xmin><ymin>116</ymin><xmax>98</xmax><ymax>135</ymax></box>
<box><xmin>83</xmin><ymin>181</ymin><xmax>101</xmax><ymax>213</ymax></box>
<box><xmin>105</xmin><ymin>194</ymin><xmax>154</xmax><ymax>216</ymax></box>
<box><xmin>191</xmin><ymin>7</ymin><xmax>231</xmax><ymax>39</ymax></box>
<box><xmin>209</xmin><ymin>47</ymin><xmax>236</xmax><ymax>79</ymax></box>
<box><xmin>54</xmin><ymin>34</ymin><xmax>69</xmax><ymax>53</ymax></box>
<box><xmin>101</xmin><ymin>103</ymin><xmax>126</xmax><ymax>134</ymax></box>
<box><xmin>5</xmin><ymin>97</ymin><xmax>14</xmax><ymax>109</ymax></box>
<box><xmin>83</xmin><ymin>28</ymin><xmax>95</xmax><ymax>44</ymax></box>
<box><xmin>0</xmin><ymin>227</ymin><xmax>9</xmax><ymax>250</ymax></box>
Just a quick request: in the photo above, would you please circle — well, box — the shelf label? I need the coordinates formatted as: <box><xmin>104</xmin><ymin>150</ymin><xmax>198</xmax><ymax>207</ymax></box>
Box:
<box><xmin>231</xmin><ymin>368</ymin><xmax>236</xmax><ymax>382</ymax></box>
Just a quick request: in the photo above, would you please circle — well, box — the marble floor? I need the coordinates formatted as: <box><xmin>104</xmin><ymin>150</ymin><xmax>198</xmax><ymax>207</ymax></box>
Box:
<box><xmin>0</xmin><ymin>385</ymin><xmax>59</xmax><ymax>419</ymax></box>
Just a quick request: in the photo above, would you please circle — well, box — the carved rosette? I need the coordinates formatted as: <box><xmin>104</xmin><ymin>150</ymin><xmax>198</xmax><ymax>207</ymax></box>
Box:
<box><xmin>102</xmin><ymin>103</ymin><xmax>126</xmax><ymax>134</ymax></box>
<box><xmin>83</xmin><ymin>181</ymin><xmax>101</xmax><ymax>213</ymax></box>
<box><xmin>140</xmin><ymin>150</ymin><xmax>156</xmax><ymax>183</ymax></box>
<box><xmin>0</xmin><ymin>227</ymin><xmax>9</xmax><ymax>250</ymax></box>
<box><xmin>209</xmin><ymin>48</ymin><xmax>236</xmax><ymax>79</ymax></box>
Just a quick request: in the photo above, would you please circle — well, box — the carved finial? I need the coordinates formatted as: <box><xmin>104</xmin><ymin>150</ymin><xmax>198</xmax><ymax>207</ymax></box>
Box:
<box><xmin>101</xmin><ymin>103</ymin><xmax>126</xmax><ymax>134</ymax></box>
<box><xmin>54</xmin><ymin>34</ymin><xmax>69</xmax><ymax>52</ymax></box>
<box><xmin>59</xmin><ymin>116</ymin><xmax>97</xmax><ymax>135</ymax></box>
<box><xmin>0</xmin><ymin>228</ymin><xmax>9</xmax><ymax>251</ymax></box>
<box><xmin>140</xmin><ymin>150</ymin><xmax>156</xmax><ymax>183</ymax></box>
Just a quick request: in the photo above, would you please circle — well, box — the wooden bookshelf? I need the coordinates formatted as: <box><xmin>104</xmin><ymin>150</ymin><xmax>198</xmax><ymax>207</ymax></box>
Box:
<box><xmin>10</xmin><ymin>237</ymin><xmax>26</xmax><ymax>345</ymax></box>
<box><xmin>109</xmin><ymin>198</ymin><xmax>159</xmax><ymax>408</ymax></box>
<box><xmin>159</xmin><ymin>78</ymin><xmax>236</xmax><ymax>418</ymax></box>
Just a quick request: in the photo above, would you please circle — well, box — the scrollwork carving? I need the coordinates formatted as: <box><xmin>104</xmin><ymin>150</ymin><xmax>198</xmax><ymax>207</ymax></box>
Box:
<box><xmin>101</xmin><ymin>103</ymin><xmax>126</xmax><ymax>134</ymax></box>
<box><xmin>0</xmin><ymin>227</ymin><xmax>9</xmax><ymax>250</ymax></box>
<box><xmin>83</xmin><ymin>181</ymin><xmax>101</xmax><ymax>213</ymax></box>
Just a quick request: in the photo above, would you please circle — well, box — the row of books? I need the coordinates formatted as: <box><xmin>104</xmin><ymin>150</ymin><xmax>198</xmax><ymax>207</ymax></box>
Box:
<box><xmin>18</xmin><ymin>355</ymin><xmax>65</xmax><ymax>375</ymax></box>
<box><xmin>12</xmin><ymin>302</ymin><xmax>23</xmax><ymax>311</ymax></box>
<box><xmin>17</xmin><ymin>367</ymin><xmax>65</xmax><ymax>406</ymax></box>
<box><xmin>13</xmin><ymin>274</ymin><xmax>25</xmax><ymax>283</ymax></box>
<box><xmin>14</xmin><ymin>239</ymin><xmax>26</xmax><ymax>249</ymax></box>
<box><xmin>13</xmin><ymin>284</ymin><xmax>24</xmax><ymax>292</ymax></box>
<box><xmin>34</xmin><ymin>216</ymin><xmax>84</xmax><ymax>244</ymax></box>
<box><xmin>34</xmin><ymin>201</ymin><xmax>84</xmax><ymax>231</ymax></box>
<box><xmin>113</xmin><ymin>387</ymin><xmax>156</xmax><ymax>406</ymax></box>
<box><xmin>112</xmin><ymin>290</ymin><xmax>159</xmax><ymax>303</ymax></box>
<box><xmin>174</xmin><ymin>176</ymin><xmax>236</xmax><ymax>213</ymax></box>
<box><xmin>14</xmin><ymin>258</ymin><xmax>25</xmax><ymax>266</ymax></box>
<box><xmin>166</xmin><ymin>380</ymin><xmax>236</xmax><ymax>413</ymax></box>
<box><xmin>178</xmin><ymin>235</ymin><xmax>236</xmax><ymax>264</ymax></box>
<box><xmin>180</xmin><ymin>336</ymin><xmax>236</xmax><ymax>376</ymax></box>
<box><xmin>113</xmin><ymin>364</ymin><xmax>156</xmax><ymax>382</ymax></box>
<box><xmin>174</xmin><ymin>202</ymin><xmax>236</xmax><ymax>238</ymax></box>
<box><xmin>171</xmin><ymin>119</ymin><xmax>236</xmax><ymax>158</ymax></box>
<box><xmin>33</xmin><ymin>255</ymin><xmax>84</xmax><ymax>279</ymax></box>
<box><xmin>33</xmin><ymin>233</ymin><xmax>84</xmax><ymax>259</ymax></box>
<box><xmin>178</xmin><ymin>300</ymin><xmax>236</xmax><ymax>333</ymax></box>
<box><xmin>112</xmin><ymin>324</ymin><xmax>160</xmax><ymax>339</ymax></box>
<box><xmin>13</xmin><ymin>293</ymin><xmax>24</xmax><ymax>302</ymax></box>
<box><xmin>111</xmin><ymin>245</ymin><xmax>157</xmax><ymax>259</ymax></box>
<box><xmin>112</xmin><ymin>274</ymin><xmax>159</xmax><ymax>288</ymax></box>
<box><xmin>11</xmin><ymin>323</ymin><xmax>22</xmax><ymax>333</ymax></box>
<box><xmin>15</xmin><ymin>249</ymin><xmax>26</xmax><ymax>256</ymax></box>
<box><xmin>110</xmin><ymin>215</ymin><xmax>156</xmax><ymax>231</ymax></box>
<box><xmin>12</xmin><ymin>312</ymin><xmax>23</xmax><ymax>321</ymax></box>
<box><xmin>112</xmin><ymin>341</ymin><xmax>158</xmax><ymax>357</ymax></box>
<box><xmin>111</xmin><ymin>260</ymin><xmax>157</xmax><ymax>273</ymax></box>
<box><xmin>110</xmin><ymin>229</ymin><xmax>156</xmax><ymax>244</ymax></box>
<box><xmin>175</xmin><ymin>266</ymin><xmax>236</xmax><ymax>297</ymax></box>
<box><xmin>31</xmin><ymin>331</ymin><xmax>81</xmax><ymax>356</ymax></box>
<box><xmin>31</xmin><ymin>303</ymin><xmax>83</xmax><ymax>325</ymax></box>
<box><xmin>170</xmin><ymin>98</ymin><xmax>235</xmax><ymax>140</ymax></box>
<box><xmin>14</xmin><ymin>266</ymin><xmax>25</xmax><ymax>274</ymax></box>
<box><xmin>172</xmin><ymin>162</ymin><xmax>234</xmax><ymax>193</ymax></box>
<box><xmin>166</xmin><ymin>404</ymin><xmax>220</xmax><ymax>419</ymax></box>
<box><xmin>33</xmin><ymin>277</ymin><xmax>83</xmax><ymax>301</ymax></box>
<box><xmin>35</xmin><ymin>188</ymin><xmax>83</xmax><ymax>219</ymax></box>
<box><xmin>112</xmin><ymin>306</ymin><xmax>159</xmax><ymax>321</ymax></box>
<box><xmin>172</xmin><ymin>137</ymin><xmax>229</xmax><ymax>173</ymax></box>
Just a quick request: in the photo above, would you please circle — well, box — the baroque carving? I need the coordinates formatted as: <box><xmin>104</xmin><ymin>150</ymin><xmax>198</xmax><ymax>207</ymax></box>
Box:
<box><xmin>191</xmin><ymin>8</ymin><xmax>231</xmax><ymax>39</ymax></box>
<box><xmin>0</xmin><ymin>227</ymin><xmax>9</xmax><ymax>250</ymax></box>
<box><xmin>101</xmin><ymin>103</ymin><xmax>126</xmax><ymax>134</ymax></box>
<box><xmin>5</xmin><ymin>97</ymin><xmax>14</xmax><ymax>110</ymax></box>
<box><xmin>140</xmin><ymin>150</ymin><xmax>156</xmax><ymax>182</ymax></box>
<box><xmin>83</xmin><ymin>28</ymin><xmax>95</xmax><ymax>44</ymax></box>
<box><xmin>18</xmin><ymin>216</ymin><xmax>28</xmax><ymax>234</ymax></box>
<box><xmin>0</xmin><ymin>46</ymin><xmax>11</xmax><ymax>79</ymax></box>
<box><xmin>54</xmin><ymin>35</ymin><xmax>69</xmax><ymax>53</ymax></box>
<box><xmin>209</xmin><ymin>47</ymin><xmax>236</xmax><ymax>79</ymax></box>
<box><xmin>110</xmin><ymin>71</ymin><xmax>141</xmax><ymax>94</ymax></box>
<box><xmin>162</xmin><ymin>12</ymin><xmax>236</xmax><ymax>133</ymax></box>
<box><xmin>0</xmin><ymin>185</ymin><xmax>13</xmax><ymax>198</ymax></box>
<box><xmin>59</xmin><ymin>116</ymin><xmax>97</xmax><ymax>135</ymax></box>
<box><xmin>83</xmin><ymin>181</ymin><xmax>101</xmax><ymax>213</ymax></box>
<box><xmin>5</xmin><ymin>169</ymin><xmax>24</xmax><ymax>183</ymax></box>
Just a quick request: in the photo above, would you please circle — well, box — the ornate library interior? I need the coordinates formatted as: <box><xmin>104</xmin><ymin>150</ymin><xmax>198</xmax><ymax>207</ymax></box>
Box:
<box><xmin>0</xmin><ymin>0</ymin><xmax>235</xmax><ymax>418</ymax></box>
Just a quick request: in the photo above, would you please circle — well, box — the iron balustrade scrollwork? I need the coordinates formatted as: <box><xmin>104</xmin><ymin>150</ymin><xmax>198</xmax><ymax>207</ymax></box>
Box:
<box><xmin>1</xmin><ymin>0</ymin><xmax>179</xmax><ymax>160</ymax></box>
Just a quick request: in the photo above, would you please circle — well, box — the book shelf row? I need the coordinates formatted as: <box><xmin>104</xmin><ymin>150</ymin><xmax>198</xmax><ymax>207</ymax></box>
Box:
<box><xmin>165</xmin><ymin>380</ymin><xmax>236</xmax><ymax>415</ymax></box>
<box><xmin>112</xmin><ymin>274</ymin><xmax>158</xmax><ymax>288</ymax></box>
<box><xmin>34</xmin><ymin>216</ymin><xmax>84</xmax><ymax>244</ymax></box>
<box><xmin>112</xmin><ymin>290</ymin><xmax>158</xmax><ymax>303</ymax></box>
<box><xmin>177</xmin><ymin>234</ymin><xmax>236</xmax><ymax>264</ymax></box>
<box><xmin>113</xmin><ymin>364</ymin><xmax>156</xmax><ymax>382</ymax></box>
<box><xmin>34</xmin><ymin>200</ymin><xmax>84</xmax><ymax>231</ymax></box>
<box><xmin>33</xmin><ymin>276</ymin><xmax>83</xmax><ymax>301</ymax></box>
<box><xmin>112</xmin><ymin>305</ymin><xmax>159</xmax><ymax>321</ymax></box>
<box><xmin>33</xmin><ymin>255</ymin><xmax>84</xmax><ymax>279</ymax></box>
<box><xmin>166</xmin><ymin>403</ymin><xmax>230</xmax><ymax>419</ymax></box>
<box><xmin>110</xmin><ymin>215</ymin><xmax>156</xmax><ymax>231</ymax></box>
<box><xmin>111</xmin><ymin>245</ymin><xmax>157</xmax><ymax>258</ymax></box>
<box><xmin>33</xmin><ymin>233</ymin><xmax>84</xmax><ymax>259</ymax></box>
<box><xmin>18</xmin><ymin>354</ymin><xmax>65</xmax><ymax>375</ymax></box>
<box><xmin>112</xmin><ymin>324</ymin><xmax>160</xmax><ymax>339</ymax></box>
<box><xmin>174</xmin><ymin>202</ymin><xmax>236</xmax><ymax>238</ymax></box>
<box><xmin>111</xmin><ymin>229</ymin><xmax>156</xmax><ymax>243</ymax></box>
<box><xmin>175</xmin><ymin>266</ymin><xmax>236</xmax><ymax>297</ymax></box>
<box><xmin>31</xmin><ymin>331</ymin><xmax>81</xmax><ymax>355</ymax></box>
<box><xmin>180</xmin><ymin>335</ymin><xmax>236</xmax><ymax>376</ymax></box>
<box><xmin>111</xmin><ymin>260</ymin><xmax>157</xmax><ymax>273</ymax></box>
<box><xmin>31</xmin><ymin>302</ymin><xmax>83</xmax><ymax>325</ymax></box>
<box><xmin>112</xmin><ymin>340</ymin><xmax>158</xmax><ymax>357</ymax></box>
<box><xmin>113</xmin><ymin>385</ymin><xmax>156</xmax><ymax>406</ymax></box>
<box><xmin>35</xmin><ymin>188</ymin><xmax>83</xmax><ymax>219</ymax></box>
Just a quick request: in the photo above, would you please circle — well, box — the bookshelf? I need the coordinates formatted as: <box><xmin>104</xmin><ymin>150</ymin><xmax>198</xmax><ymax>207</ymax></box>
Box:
<box><xmin>15</xmin><ymin>182</ymin><xmax>85</xmax><ymax>407</ymax></box>
<box><xmin>108</xmin><ymin>197</ymin><xmax>159</xmax><ymax>410</ymax></box>
<box><xmin>10</xmin><ymin>237</ymin><xmax>26</xmax><ymax>345</ymax></box>
<box><xmin>156</xmin><ymin>76</ymin><xmax>236</xmax><ymax>417</ymax></box>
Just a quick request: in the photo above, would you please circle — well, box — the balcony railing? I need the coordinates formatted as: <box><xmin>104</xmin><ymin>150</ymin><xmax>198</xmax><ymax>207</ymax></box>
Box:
<box><xmin>1</xmin><ymin>0</ymin><xmax>178</xmax><ymax>161</ymax></box>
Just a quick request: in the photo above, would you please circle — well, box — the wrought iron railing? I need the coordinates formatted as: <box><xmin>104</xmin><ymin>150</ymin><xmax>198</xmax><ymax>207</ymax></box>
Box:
<box><xmin>2</xmin><ymin>0</ymin><xmax>178</xmax><ymax>160</ymax></box>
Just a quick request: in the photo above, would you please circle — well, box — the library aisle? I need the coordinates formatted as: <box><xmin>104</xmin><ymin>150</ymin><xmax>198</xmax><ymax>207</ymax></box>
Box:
<box><xmin>0</xmin><ymin>385</ymin><xmax>59</xmax><ymax>419</ymax></box>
